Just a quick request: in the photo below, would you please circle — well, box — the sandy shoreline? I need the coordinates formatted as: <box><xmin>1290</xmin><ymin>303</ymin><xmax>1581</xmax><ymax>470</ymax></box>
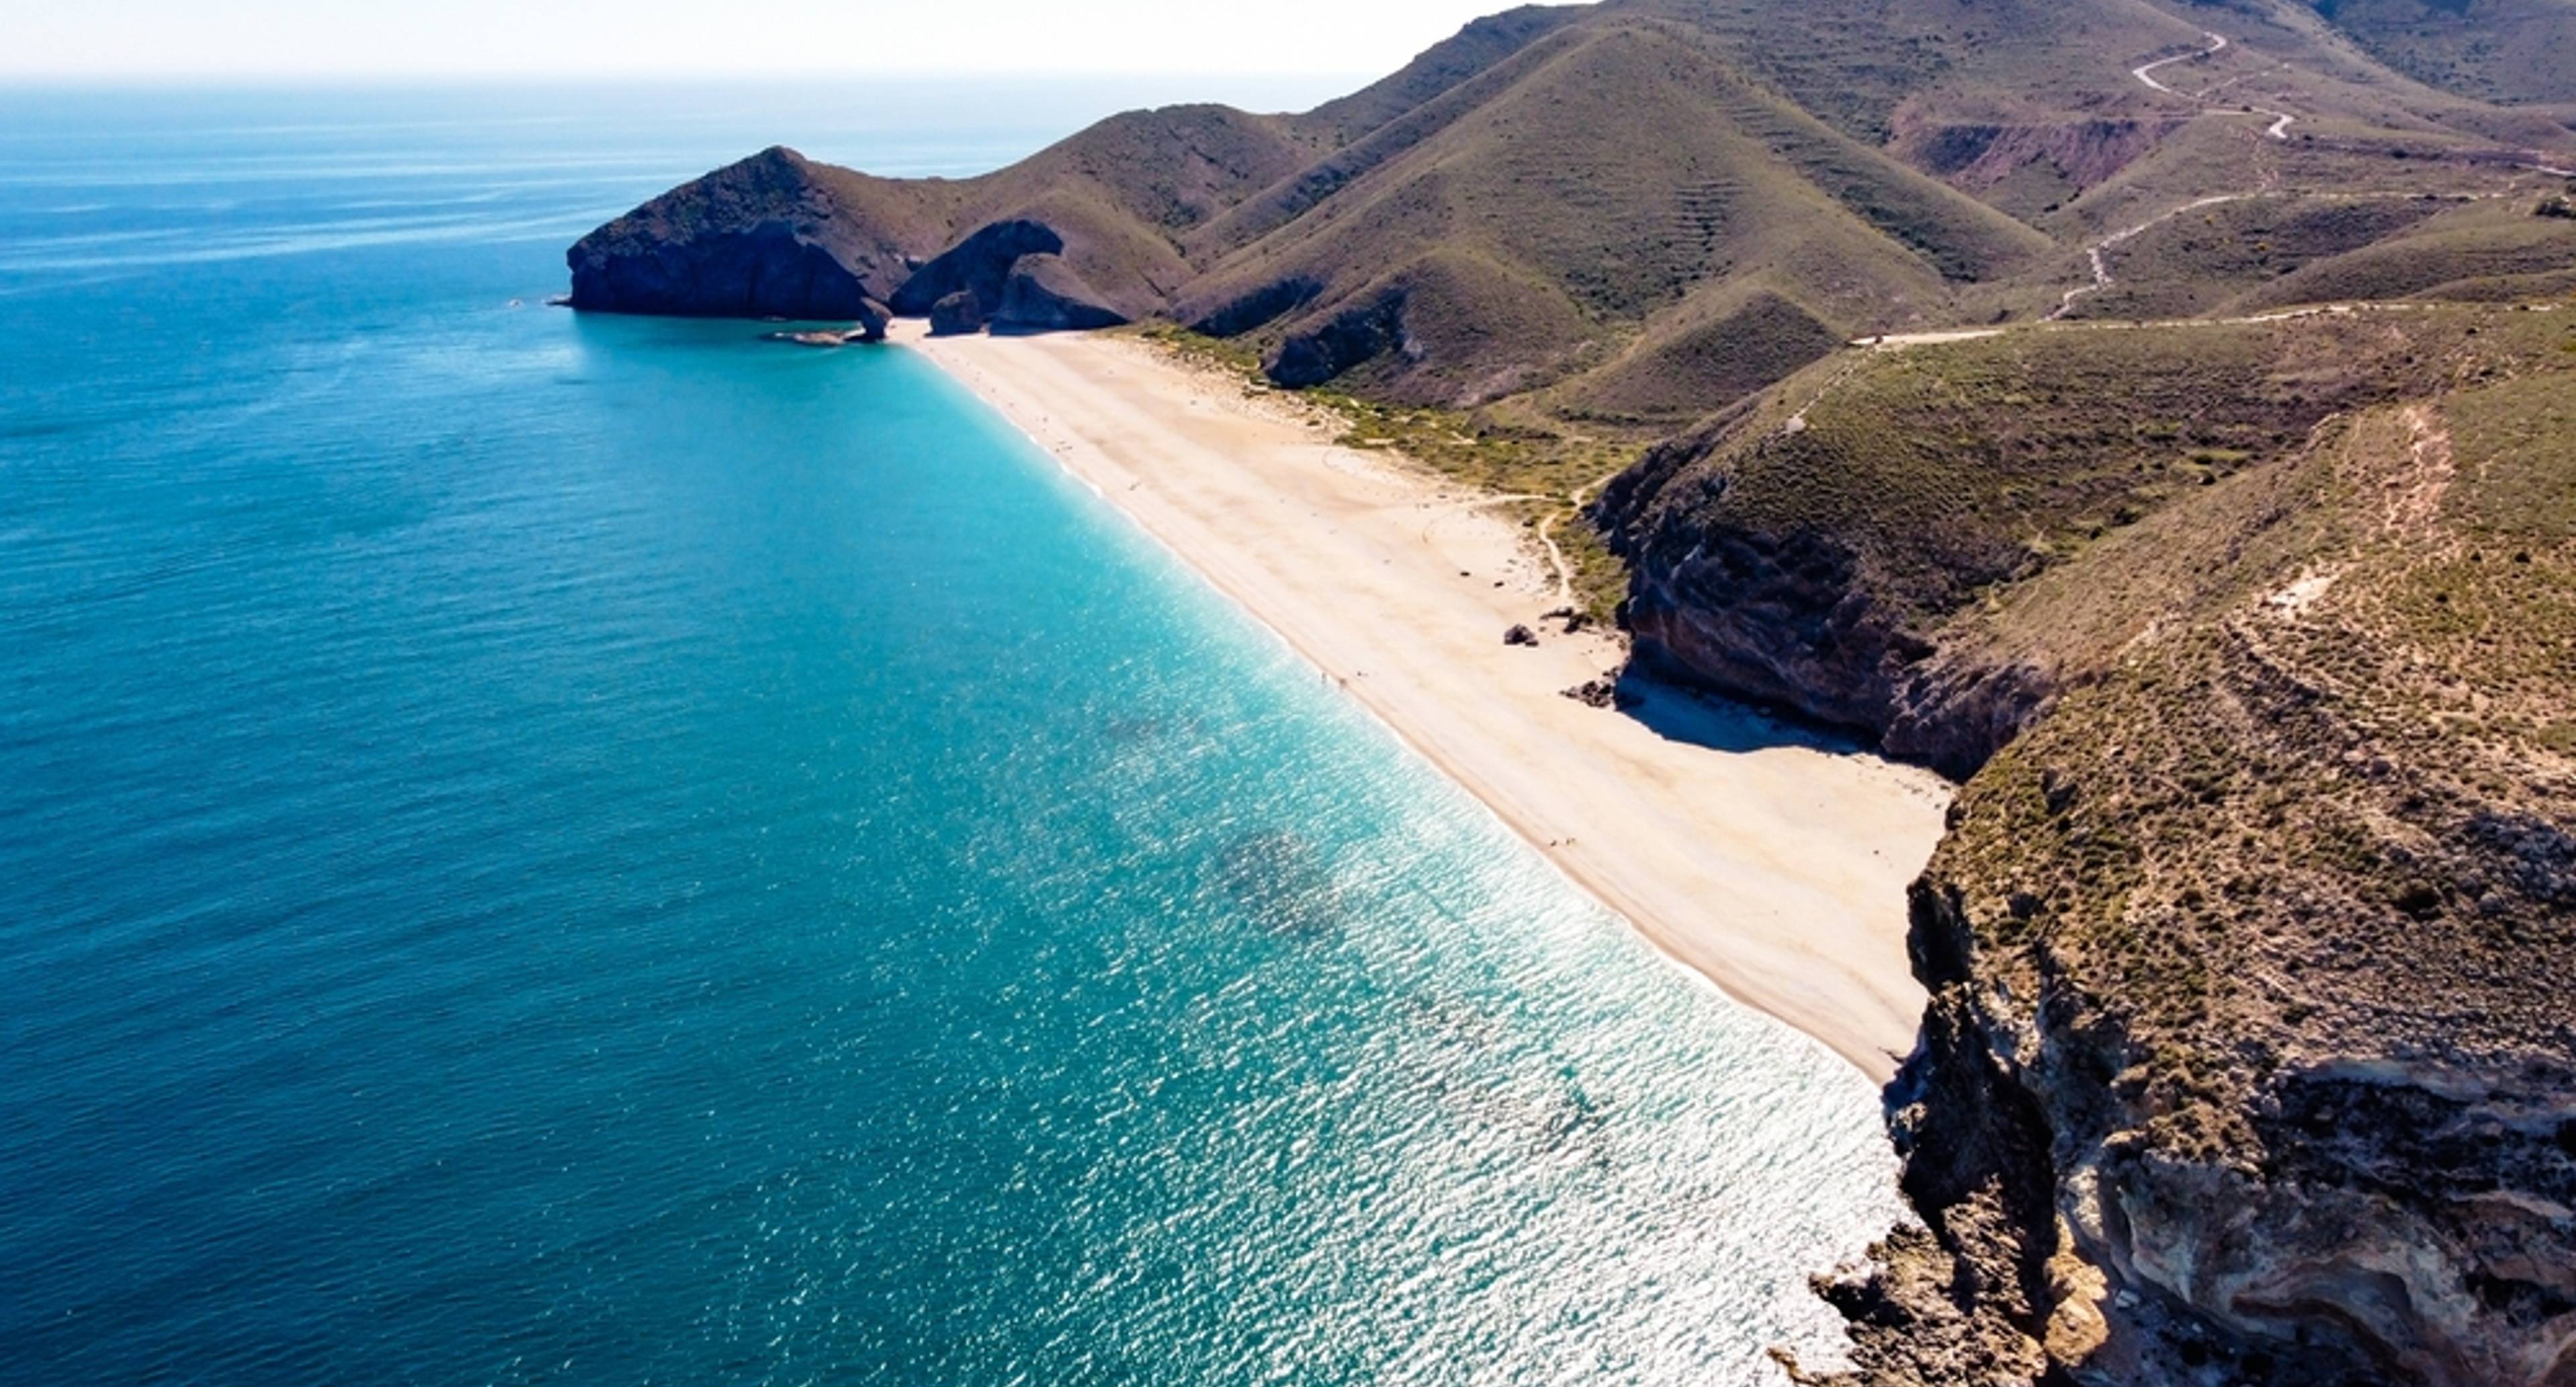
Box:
<box><xmin>894</xmin><ymin>321</ymin><xmax>1951</xmax><ymax>1081</ymax></box>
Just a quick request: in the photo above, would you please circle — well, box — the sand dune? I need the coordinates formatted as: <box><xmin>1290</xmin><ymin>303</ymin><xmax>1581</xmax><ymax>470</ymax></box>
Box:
<box><xmin>898</xmin><ymin>321</ymin><xmax>1950</xmax><ymax>1081</ymax></box>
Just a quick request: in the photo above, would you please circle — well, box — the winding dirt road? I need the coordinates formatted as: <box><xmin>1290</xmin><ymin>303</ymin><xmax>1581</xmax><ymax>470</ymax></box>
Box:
<box><xmin>2133</xmin><ymin>31</ymin><xmax>2297</xmax><ymax>141</ymax></box>
<box><xmin>2041</xmin><ymin>30</ymin><xmax>2312</xmax><ymax>319</ymax></box>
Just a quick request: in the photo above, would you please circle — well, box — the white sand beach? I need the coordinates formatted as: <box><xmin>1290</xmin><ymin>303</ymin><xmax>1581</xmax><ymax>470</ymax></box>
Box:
<box><xmin>897</xmin><ymin>321</ymin><xmax>1951</xmax><ymax>1081</ymax></box>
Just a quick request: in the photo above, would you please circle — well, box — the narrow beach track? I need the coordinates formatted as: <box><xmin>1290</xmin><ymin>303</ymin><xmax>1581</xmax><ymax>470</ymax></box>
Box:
<box><xmin>1532</xmin><ymin>457</ymin><xmax>1652</xmax><ymax>607</ymax></box>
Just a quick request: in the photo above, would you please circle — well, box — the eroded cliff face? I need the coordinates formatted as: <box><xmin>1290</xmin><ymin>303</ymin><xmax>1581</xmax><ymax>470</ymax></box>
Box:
<box><xmin>1596</xmin><ymin>421</ymin><xmax>2059</xmax><ymax>781</ymax></box>
<box><xmin>1593</xmin><ymin>315</ymin><xmax>2540</xmax><ymax>783</ymax></box>
<box><xmin>1609</xmin><ymin>499</ymin><xmax>2053</xmax><ymax>780</ymax></box>
<box><xmin>568</xmin><ymin>153</ymin><xmax>1157</xmax><ymax>334</ymax></box>
<box><xmin>565</xmin><ymin>147</ymin><xmax>918</xmax><ymax>325</ymax></box>
<box><xmin>1823</xmin><ymin>742</ymin><xmax>2576</xmax><ymax>1387</ymax></box>
<box><xmin>886</xmin><ymin>222</ymin><xmax>1131</xmax><ymax>334</ymax></box>
<box><xmin>1729</xmin><ymin>365</ymin><xmax>2576</xmax><ymax>1387</ymax></box>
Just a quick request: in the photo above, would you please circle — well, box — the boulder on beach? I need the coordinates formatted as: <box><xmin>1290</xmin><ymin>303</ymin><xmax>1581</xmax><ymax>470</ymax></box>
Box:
<box><xmin>928</xmin><ymin>289</ymin><xmax>987</xmax><ymax>337</ymax></box>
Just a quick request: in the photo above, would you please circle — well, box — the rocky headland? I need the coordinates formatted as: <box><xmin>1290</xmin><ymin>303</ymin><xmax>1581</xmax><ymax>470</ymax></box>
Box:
<box><xmin>566</xmin><ymin>147</ymin><xmax>901</xmax><ymax>331</ymax></box>
<box><xmin>566</xmin><ymin>150</ymin><xmax>1140</xmax><ymax>333</ymax></box>
<box><xmin>565</xmin><ymin>96</ymin><xmax>1307</xmax><ymax>335</ymax></box>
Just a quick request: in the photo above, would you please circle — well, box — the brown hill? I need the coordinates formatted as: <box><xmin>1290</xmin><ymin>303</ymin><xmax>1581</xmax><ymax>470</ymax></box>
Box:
<box><xmin>568</xmin><ymin>105</ymin><xmax>1305</xmax><ymax>329</ymax></box>
<box><xmin>2306</xmin><ymin>0</ymin><xmax>2576</xmax><ymax>108</ymax></box>
<box><xmin>564</xmin><ymin>146</ymin><xmax>945</xmax><ymax>323</ymax></box>
<box><xmin>1178</xmin><ymin>16</ymin><xmax>2056</xmax><ymax>405</ymax></box>
<box><xmin>1603</xmin><ymin>305</ymin><xmax>2576</xmax><ymax>1387</ymax></box>
<box><xmin>570</xmin><ymin>0</ymin><xmax>2575</xmax><ymax>415</ymax></box>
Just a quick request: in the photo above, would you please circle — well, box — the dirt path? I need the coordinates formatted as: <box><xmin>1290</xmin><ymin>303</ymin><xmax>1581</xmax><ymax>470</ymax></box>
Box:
<box><xmin>1534</xmin><ymin>511</ymin><xmax>1576</xmax><ymax>605</ymax></box>
<box><xmin>1534</xmin><ymin>455</ymin><xmax>1653</xmax><ymax>606</ymax></box>
<box><xmin>2041</xmin><ymin>29</ymin><xmax>2309</xmax><ymax>321</ymax></box>
<box><xmin>1425</xmin><ymin>490</ymin><xmax>1580</xmax><ymax>604</ymax></box>
<box><xmin>2133</xmin><ymin>31</ymin><xmax>2296</xmax><ymax>140</ymax></box>
<box><xmin>1523</xmin><ymin>24</ymin><xmax>2555</xmax><ymax>594</ymax></box>
<box><xmin>2047</xmin><ymin>192</ymin><xmax>2259</xmax><ymax>321</ymax></box>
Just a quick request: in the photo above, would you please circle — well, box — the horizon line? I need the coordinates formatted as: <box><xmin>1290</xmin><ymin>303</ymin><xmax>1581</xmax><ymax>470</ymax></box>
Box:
<box><xmin>0</xmin><ymin>67</ymin><xmax>1381</xmax><ymax>88</ymax></box>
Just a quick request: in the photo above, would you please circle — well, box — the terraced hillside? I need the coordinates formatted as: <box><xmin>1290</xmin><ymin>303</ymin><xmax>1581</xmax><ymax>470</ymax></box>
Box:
<box><xmin>1175</xmin><ymin>15</ymin><xmax>2055</xmax><ymax>406</ymax></box>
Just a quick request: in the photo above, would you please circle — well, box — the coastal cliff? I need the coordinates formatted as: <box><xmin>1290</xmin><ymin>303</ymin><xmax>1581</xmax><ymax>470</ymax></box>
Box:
<box><xmin>566</xmin><ymin>147</ymin><xmax>914</xmax><ymax>329</ymax></box>
<box><xmin>1603</xmin><ymin>309</ymin><xmax>2576</xmax><ymax>1386</ymax></box>
<box><xmin>566</xmin><ymin>103</ymin><xmax>1303</xmax><ymax>333</ymax></box>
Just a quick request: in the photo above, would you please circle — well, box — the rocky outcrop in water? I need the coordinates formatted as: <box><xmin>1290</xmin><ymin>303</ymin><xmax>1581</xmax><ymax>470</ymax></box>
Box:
<box><xmin>763</xmin><ymin>326</ymin><xmax>885</xmax><ymax>347</ymax></box>
<box><xmin>565</xmin><ymin>147</ymin><xmax>909</xmax><ymax>326</ymax></box>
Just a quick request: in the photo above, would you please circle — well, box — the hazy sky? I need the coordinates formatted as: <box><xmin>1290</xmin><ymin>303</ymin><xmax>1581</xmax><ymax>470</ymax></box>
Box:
<box><xmin>0</xmin><ymin>1</ymin><xmax>1518</xmax><ymax>80</ymax></box>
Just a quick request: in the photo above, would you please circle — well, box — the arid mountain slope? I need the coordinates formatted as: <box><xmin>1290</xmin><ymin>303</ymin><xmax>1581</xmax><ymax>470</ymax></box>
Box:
<box><xmin>1598</xmin><ymin>306</ymin><xmax>2576</xmax><ymax>1386</ymax></box>
<box><xmin>570</xmin><ymin>0</ymin><xmax>2575</xmax><ymax>417</ymax></box>
<box><xmin>1595</xmin><ymin>310</ymin><xmax>2528</xmax><ymax>771</ymax></box>
<box><xmin>1177</xmin><ymin>16</ymin><xmax>2055</xmax><ymax>406</ymax></box>
<box><xmin>2304</xmin><ymin>0</ymin><xmax>2576</xmax><ymax>107</ymax></box>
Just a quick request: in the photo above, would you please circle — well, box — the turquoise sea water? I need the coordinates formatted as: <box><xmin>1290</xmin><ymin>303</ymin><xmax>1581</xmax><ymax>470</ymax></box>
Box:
<box><xmin>0</xmin><ymin>87</ymin><xmax>1904</xmax><ymax>1385</ymax></box>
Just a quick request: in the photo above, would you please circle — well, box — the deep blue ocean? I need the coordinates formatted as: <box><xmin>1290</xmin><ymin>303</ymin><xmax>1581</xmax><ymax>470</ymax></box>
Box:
<box><xmin>0</xmin><ymin>85</ymin><xmax>1903</xmax><ymax>1385</ymax></box>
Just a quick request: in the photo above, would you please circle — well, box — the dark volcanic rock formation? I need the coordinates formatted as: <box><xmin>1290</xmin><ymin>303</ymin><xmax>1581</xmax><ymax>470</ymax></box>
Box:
<box><xmin>888</xmin><ymin>219</ymin><xmax>1064</xmax><ymax>317</ymax></box>
<box><xmin>927</xmin><ymin>289</ymin><xmax>986</xmax><ymax>337</ymax></box>
<box><xmin>570</xmin><ymin>180</ymin><xmax>1131</xmax><ymax>337</ymax></box>
<box><xmin>1595</xmin><ymin>425</ymin><xmax>2053</xmax><ymax>781</ymax></box>
<box><xmin>1266</xmin><ymin>290</ymin><xmax>1410</xmax><ymax>390</ymax></box>
<box><xmin>566</xmin><ymin>147</ymin><xmax>912</xmax><ymax>325</ymax></box>
<box><xmin>566</xmin><ymin>98</ymin><xmax>1317</xmax><ymax>335</ymax></box>
<box><xmin>888</xmin><ymin>226</ymin><xmax>1130</xmax><ymax>331</ymax></box>
<box><xmin>992</xmin><ymin>254</ymin><xmax>1128</xmax><ymax>332</ymax></box>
